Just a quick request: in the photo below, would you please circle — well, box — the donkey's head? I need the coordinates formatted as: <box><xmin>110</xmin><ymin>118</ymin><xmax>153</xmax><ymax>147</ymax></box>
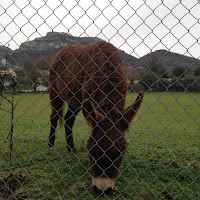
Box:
<box><xmin>82</xmin><ymin>92</ymin><xmax>144</xmax><ymax>195</ymax></box>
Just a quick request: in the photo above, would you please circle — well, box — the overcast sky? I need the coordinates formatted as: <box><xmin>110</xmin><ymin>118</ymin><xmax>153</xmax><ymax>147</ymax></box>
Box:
<box><xmin>0</xmin><ymin>0</ymin><xmax>200</xmax><ymax>59</ymax></box>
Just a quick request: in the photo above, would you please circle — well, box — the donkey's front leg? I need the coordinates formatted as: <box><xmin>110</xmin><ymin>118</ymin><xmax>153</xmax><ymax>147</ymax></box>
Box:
<box><xmin>64</xmin><ymin>105</ymin><xmax>80</xmax><ymax>153</ymax></box>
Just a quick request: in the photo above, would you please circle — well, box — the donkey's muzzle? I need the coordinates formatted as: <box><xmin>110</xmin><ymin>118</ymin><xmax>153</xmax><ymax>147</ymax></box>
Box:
<box><xmin>92</xmin><ymin>177</ymin><xmax>115</xmax><ymax>196</ymax></box>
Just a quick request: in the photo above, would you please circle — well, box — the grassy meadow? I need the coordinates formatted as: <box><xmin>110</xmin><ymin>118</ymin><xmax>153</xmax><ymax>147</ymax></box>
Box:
<box><xmin>0</xmin><ymin>92</ymin><xmax>199</xmax><ymax>199</ymax></box>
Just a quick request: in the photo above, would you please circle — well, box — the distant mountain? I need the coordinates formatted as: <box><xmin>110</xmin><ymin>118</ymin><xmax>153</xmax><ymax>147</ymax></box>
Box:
<box><xmin>0</xmin><ymin>32</ymin><xmax>200</xmax><ymax>69</ymax></box>
<box><xmin>11</xmin><ymin>32</ymin><xmax>100</xmax><ymax>65</ymax></box>
<box><xmin>136</xmin><ymin>50</ymin><xmax>200</xmax><ymax>68</ymax></box>
<box><xmin>120</xmin><ymin>50</ymin><xmax>139</xmax><ymax>68</ymax></box>
<box><xmin>10</xmin><ymin>32</ymin><xmax>138</xmax><ymax>67</ymax></box>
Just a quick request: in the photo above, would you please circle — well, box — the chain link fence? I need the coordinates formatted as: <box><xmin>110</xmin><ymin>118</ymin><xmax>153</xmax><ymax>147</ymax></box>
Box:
<box><xmin>0</xmin><ymin>0</ymin><xmax>200</xmax><ymax>199</ymax></box>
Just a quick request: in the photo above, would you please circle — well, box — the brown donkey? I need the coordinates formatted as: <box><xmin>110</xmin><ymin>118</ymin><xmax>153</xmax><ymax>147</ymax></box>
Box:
<box><xmin>48</xmin><ymin>40</ymin><xmax>144</xmax><ymax>195</ymax></box>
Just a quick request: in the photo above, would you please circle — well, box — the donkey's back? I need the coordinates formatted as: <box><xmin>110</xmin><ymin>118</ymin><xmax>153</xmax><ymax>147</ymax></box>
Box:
<box><xmin>49</xmin><ymin>40</ymin><xmax>127</xmax><ymax>109</ymax></box>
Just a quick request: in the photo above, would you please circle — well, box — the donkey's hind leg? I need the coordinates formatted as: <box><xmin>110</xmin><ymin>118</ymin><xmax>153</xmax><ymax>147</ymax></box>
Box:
<box><xmin>48</xmin><ymin>96</ymin><xmax>64</xmax><ymax>148</ymax></box>
<box><xmin>64</xmin><ymin>105</ymin><xmax>80</xmax><ymax>153</ymax></box>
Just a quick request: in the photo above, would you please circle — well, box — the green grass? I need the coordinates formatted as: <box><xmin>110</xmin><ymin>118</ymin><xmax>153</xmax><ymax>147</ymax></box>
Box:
<box><xmin>0</xmin><ymin>92</ymin><xmax>199</xmax><ymax>199</ymax></box>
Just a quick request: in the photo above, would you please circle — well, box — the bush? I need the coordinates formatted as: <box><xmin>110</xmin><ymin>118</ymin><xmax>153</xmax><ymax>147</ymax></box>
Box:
<box><xmin>158</xmin><ymin>79</ymin><xmax>170</xmax><ymax>91</ymax></box>
<box><xmin>129</xmin><ymin>82</ymin><xmax>145</xmax><ymax>92</ymax></box>
<box><xmin>172</xmin><ymin>66</ymin><xmax>186</xmax><ymax>78</ymax></box>
<box><xmin>140</xmin><ymin>71</ymin><xmax>159</xmax><ymax>91</ymax></box>
<box><xmin>169</xmin><ymin>76</ymin><xmax>200</xmax><ymax>92</ymax></box>
<box><xmin>182</xmin><ymin>76</ymin><xmax>200</xmax><ymax>92</ymax></box>
<box><xmin>193</xmin><ymin>66</ymin><xmax>200</xmax><ymax>77</ymax></box>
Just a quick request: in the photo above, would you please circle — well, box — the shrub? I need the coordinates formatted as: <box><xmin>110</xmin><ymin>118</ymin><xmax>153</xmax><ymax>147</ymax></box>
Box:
<box><xmin>172</xmin><ymin>66</ymin><xmax>186</xmax><ymax>78</ymax></box>
<box><xmin>139</xmin><ymin>70</ymin><xmax>158</xmax><ymax>91</ymax></box>
<box><xmin>193</xmin><ymin>66</ymin><xmax>200</xmax><ymax>77</ymax></box>
<box><xmin>129</xmin><ymin>82</ymin><xmax>145</xmax><ymax>92</ymax></box>
<box><xmin>169</xmin><ymin>76</ymin><xmax>200</xmax><ymax>92</ymax></box>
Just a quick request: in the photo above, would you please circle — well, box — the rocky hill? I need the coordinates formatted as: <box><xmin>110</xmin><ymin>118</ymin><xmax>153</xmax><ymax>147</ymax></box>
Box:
<box><xmin>11</xmin><ymin>32</ymin><xmax>100</xmax><ymax>65</ymax></box>
<box><xmin>137</xmin><ymin>50</ymin><xmax>200</xmax><ymax>68</ymax></box>
<box><xmin>0</xmin><ymin>32</ymin><xmax>200</xmax><ymax>69</ymax></box>
<box><xmin>9</xmin><ymin>32</ymin><xmax>138</xmax><ymax>67</ymax></box>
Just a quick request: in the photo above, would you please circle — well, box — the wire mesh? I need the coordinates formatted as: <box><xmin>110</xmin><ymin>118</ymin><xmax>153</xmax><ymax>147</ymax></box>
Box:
<box><xmin>0</xmin><ymin>0</ymin><xmax>199</xmax><ymax>199</ymax></box>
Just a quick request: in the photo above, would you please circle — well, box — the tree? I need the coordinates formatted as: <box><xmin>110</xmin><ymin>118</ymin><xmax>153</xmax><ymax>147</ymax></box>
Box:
<box><xmin>193</xmin><ymin>66</ymin><xmax>200</xmax><ymax>77</ymax></box>
<box><xmin>126</xmin><ymin>67</ymin><xmax>141</xmax><ymax>85</ymax></box>
<box><xmin>140</xmin><ymin>69</ymin><xmax>158</xmax><ymax>91</ymax></box>
<box><xmin>0</xmin><ymin>64</ymin><xmax>10</xmax><ymax>94</ymax></box>
<box><xmin>143</xmin><ymin>52</ymin><xmax>167</xmax><ymax>77</ymax></box>
<box><xmin>10</xmin><ymin>75</ymin><xmax>18</xmax><ymax>93</ymax></box>
<box><xmin>0</xmin><ymin>72</ymin><xmax>3</xmax><ymax>94</ymax></box>
<box><xmin>172</xmin><ymin>66</ymin><xmax>186</xmax><ymax>78</ymax></box>
<box><xmin>39</xmin><ymin>70</ymin><xmax>49</xmax><ymax>87</ymax></box>
<box><xmin>15</xmin><ymin>59</ymin><xmax>41</xmax><ymax>92</ymax></box>
<box><xmin>35</xmin><ymin>57</ymin><xmax>51</xmax><ymax>70</ymax></box>
<box><xmin>0</xmin><ymin>45</ymin><xmax>12</xmax><ymax>94</ymax></box>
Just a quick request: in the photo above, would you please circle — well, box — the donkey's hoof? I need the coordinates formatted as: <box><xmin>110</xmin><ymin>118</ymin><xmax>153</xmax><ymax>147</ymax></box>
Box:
<box><xmin>48</xmin><ymin>142</ymin><xmax>54</xmax><ymax>148</ymax></box>
<box><xmin>68</xmin><ymin>147</ymin><xmax>77</xmax><ymax>154</ymax></box>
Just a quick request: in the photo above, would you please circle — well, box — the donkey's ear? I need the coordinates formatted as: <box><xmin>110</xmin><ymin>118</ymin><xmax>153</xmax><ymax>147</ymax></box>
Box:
<box><xmin>82</xmin><ymin>100</ymin><xmax>104</xmax><ymax>125</ymax></box>
<box><xmin>123</xmin><ymin>91</ymin><xmax>144</xmax><ymax>125</ymax></box>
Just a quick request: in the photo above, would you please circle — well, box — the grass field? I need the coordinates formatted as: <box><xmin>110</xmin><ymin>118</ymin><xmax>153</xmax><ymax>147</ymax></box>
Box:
<box><xmin>0</xmin><ymin>92</ymin><xmax>199</xmax><ymax>199</ymax></box>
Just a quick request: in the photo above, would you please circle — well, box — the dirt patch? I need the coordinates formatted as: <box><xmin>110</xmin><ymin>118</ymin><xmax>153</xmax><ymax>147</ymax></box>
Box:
<box><xmin>0</xmin><ymin>172</ymin><xmax>26</xmax><ymax>199</ymax></box>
